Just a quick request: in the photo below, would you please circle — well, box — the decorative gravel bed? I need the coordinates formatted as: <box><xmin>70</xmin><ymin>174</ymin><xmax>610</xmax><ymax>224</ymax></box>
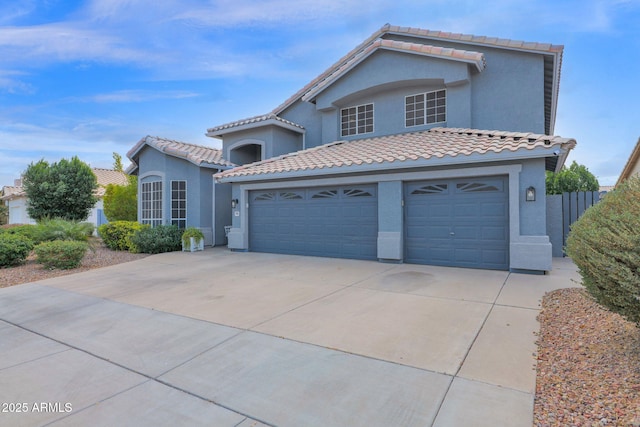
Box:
<box><xmin>535</xmin><ymin>287</ymin><xmax>640</xmax><ymax>426</ymax></box>
<box><xmin>0</xmin><ymin>240</ymin><xmax>149</xmax><ymax>288</ymax></box>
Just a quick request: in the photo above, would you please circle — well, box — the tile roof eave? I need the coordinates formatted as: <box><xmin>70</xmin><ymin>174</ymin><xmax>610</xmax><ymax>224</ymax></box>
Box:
<box><xmin>206</xmin><ymin>115</ymin><xmax>305</xmax><ymax>137</ymax></box>
<box><xmin>215</xmin><ymin>144</ymin><xmax>568</xmax><ymax>184</ymax></box>
<box><xmin>300</xmin><ymin>40</ymin><xmax>486</xmax><ymax>103</ymax></box>
<box><xmin>127</xmin><ymin>136</ymin><xmax>234</xmax><ymax>170</ymax></box>
<box><xmin>616</xmin><ymin>137</ymin><xmax>640</xmax><ymax>186</ymax></box>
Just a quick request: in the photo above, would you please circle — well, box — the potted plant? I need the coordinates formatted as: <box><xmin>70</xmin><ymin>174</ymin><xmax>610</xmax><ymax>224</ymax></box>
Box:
<box><xmin>181</xmin><ymin>227</ymin><xmax>204</xmax><ymax>252</ymax></box>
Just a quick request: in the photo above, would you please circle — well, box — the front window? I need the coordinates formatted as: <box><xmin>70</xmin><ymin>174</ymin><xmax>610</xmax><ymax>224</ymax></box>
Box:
<box><xmin>341</xmin><ymin>103</ymin><xmax>373</xmax><ymax>137</ymax></box>
<box><xmin>141</xmin><ymin>181</ymin><xmax>162</xmax><ymax>227</ymax></box>
<box><xmin>406</xmin><ymin>89</ymin><xmax>446</xmax><ymax>127</ymax></box>
<box><xmin>171</xmin><ymin>180</ymin><xmax>186</xmax><ymax>229</ymax></box>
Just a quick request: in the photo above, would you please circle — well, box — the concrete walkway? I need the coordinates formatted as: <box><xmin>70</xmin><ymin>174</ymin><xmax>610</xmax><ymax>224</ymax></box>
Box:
<box><xmin>0</xmin><ymin>249</ymin><xmax>580</xmax><ymax>426</ymax></box>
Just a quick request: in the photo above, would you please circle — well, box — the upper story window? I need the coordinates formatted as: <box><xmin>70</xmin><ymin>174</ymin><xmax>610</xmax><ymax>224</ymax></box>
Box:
<box><xmin>141</xmin><ymin>181</ymin><xmax>162</xmax><ymax>227</ymax></box>
<box><xmin>405</xmin><ymin>89</ymin><xmax>446</xmax><ymax>127</ymax></box>
<box><xmin>341</xmin><ymin>103</ymin><xmax>373</xmax><ymax>137</ymax></box>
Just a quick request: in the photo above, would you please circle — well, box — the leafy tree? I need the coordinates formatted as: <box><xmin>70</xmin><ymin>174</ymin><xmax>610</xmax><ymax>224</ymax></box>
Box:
<box><xmin>112</xmin><ymin>152</ymin><xmax>124</xmax><ymax>172</ymax></box>
<box><xmin>22</xmin><ymin>157</ymin><xmax>98</xmax><ymax>222</ymax></box>
<box><xmin>545</xmin><ymin>161</ymin><xmax>599</xmax><ymax>195</ymax></box>
<box><xmin>103</xmin><ymin>176</ymin><xmax>138</xmax><ymax>221</ymax></box>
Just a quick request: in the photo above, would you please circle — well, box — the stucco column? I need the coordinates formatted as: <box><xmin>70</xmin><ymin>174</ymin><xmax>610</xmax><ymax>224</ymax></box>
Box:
<box><xmin>377</xmin><ymin>180</ymin><xmax>403</xmax><ymax>261</ymax></box>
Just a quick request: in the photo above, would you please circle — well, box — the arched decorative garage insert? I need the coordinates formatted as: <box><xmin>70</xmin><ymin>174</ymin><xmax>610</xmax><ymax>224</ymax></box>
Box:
<box><xmin>404</xmin><ymin>176</ymin><xmax>509</xmax><ymax>270</ymax></box>
<box><xmin>249</xmin><ymin>185</ymin><xmax>378</xmax><ymax>260</ymax></box>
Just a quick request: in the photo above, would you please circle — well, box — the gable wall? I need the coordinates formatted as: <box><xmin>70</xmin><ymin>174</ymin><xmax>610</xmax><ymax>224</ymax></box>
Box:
<box><xmin>276</xmin><ymin>43</ymin><xmax>546</xmax><ymax>151</ymax></box>
<box><xmin>137</xmin><ymin>146</ymin><xmax>211</xmax><ymax>232</ymax></box>
<box><xmin>384</xmin><ymin>34</ymin><xmax>547</xmax><ymax>133</ymax></box>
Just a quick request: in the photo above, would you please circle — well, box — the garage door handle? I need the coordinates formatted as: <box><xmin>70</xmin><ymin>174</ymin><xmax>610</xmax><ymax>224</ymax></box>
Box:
<box><xmin>449</xmin><ymin>232</ymin><xmax>455</xmax><ymax>236</ymax></box>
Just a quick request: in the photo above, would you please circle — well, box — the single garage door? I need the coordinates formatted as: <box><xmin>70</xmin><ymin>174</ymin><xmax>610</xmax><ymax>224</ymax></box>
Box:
<box><xmin>249</xmin><ymin>185</ymin><xmax>378</xmax><ymax>260</ymax></box>
<box><xmin>405</xmin><ymin>176</ymin><xmax>509</xmax><ymax>270</ymax></box>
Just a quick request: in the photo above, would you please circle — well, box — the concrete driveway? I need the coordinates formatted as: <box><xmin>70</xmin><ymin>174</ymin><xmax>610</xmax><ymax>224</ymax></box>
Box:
<box><xmin>0</xmin><ymin>248</ymin><xmax>580</xmax><ymax>427</ymax></box>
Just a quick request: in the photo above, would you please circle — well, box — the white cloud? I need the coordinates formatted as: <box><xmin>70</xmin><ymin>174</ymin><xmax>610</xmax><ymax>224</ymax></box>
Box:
<box><xmin>82</xmin><ymin>90</ymin><xmax>200</xmax><ymax>103</ymax></box>
<box><xmin>0</xmin><ymin>2</ymin><xmax>37</xmax><ymax>25</ymax></box>
<box><xmin>0</xmin><ymin>70</ymin><xmax>36</xmax><ymax>94</ymax></box>
<box><xmin>0</xmin><ymin>23</ymin><xmax>161</xmax><ymax>66</ymax></box>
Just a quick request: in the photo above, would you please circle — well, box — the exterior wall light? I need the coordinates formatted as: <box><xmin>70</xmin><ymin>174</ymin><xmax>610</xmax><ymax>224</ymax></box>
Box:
<box><xmin>231</xmin><ymin>198</ymin><xmax>239</xmax><ymax>209</ymax></box>
<box><xmin>526</xmin><ymin>186</ymin><xmax>536</xmax><ymax>202</ymax></box>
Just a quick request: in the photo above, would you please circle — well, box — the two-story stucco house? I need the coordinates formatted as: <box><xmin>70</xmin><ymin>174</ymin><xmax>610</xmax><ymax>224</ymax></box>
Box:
<box><xmin>127</xmin><ymin>24</ymin><xmax>576</xmax><ymax>272</ymax></box>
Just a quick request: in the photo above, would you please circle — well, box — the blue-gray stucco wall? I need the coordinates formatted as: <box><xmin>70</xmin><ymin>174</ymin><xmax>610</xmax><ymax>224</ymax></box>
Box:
<box><xmin>221</xmin><ymin>126</ymin><xmax>303</xmax><ymax>163</ymax></box>
<box><xmin>136</xmin><ymin>146</ymin><xmax>231</xmax><ymax>246</ymax></box>
<box><xmin>518</xmin><ymin>158</ymin><xmax>547</xmax><ymax>236</ymax></box>
<box><xmin>274</xmin><ymin>45</ymin><xmax>546</xmax><ymax>149</ymax></box>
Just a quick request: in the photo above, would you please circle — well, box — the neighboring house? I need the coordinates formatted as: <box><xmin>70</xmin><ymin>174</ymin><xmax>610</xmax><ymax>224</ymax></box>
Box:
<box><xmin>0</xmin><ymin>182</ymin><xmax>29</xmax><ymax>224</ymax></box>
<box><xmin>0</xmin><ymin>168</ymin><xmax>128</xmax><ymax>227</ymax></box>
<box><xmin>126</xmin><ymin>136</ymin><xmax>236</xmax><ymax>246</ymax></box>
<box><xmin>130</xmin><ymin>24</ymin><xmax>577</xmax><ymax>272</ymax></box>
<box><xmin>616</xmin><ymin>137</ymin><xmax>640</xmax><ymax>186</ymax></box>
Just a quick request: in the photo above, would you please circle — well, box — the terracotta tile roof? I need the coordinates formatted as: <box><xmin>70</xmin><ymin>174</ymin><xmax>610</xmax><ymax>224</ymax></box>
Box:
<box><xmin>384</xmin><ymin>25</ymin><xmax>563</xmax><ymax>53</ymax></box>
<box><xmin>206</xmin><ymin>113</ymin><xmax>305</xmax><ymax>137</ymax></box>
<box><xmin>92</xmin><ymin>168</ymin><xmax>129</xmax><ymax>197</ymax></box>
<box><xmin>127</xmin><ymin>135</ymin><xmax>235</xmax><ymax>171</ymax></box>
<box><xmin>301</xmin><ymin>38</ymin><xmax>486</xmax><ymax>102</ymax></box>
<box><xmin>0</xmin><ymin>186</ymin><xmax>24</xmax><ymax>200</ymax></box>
<box><xmin>215</xmin><ymin>127</ymin><xmax>576</xmax><ymax>181</ymax></box>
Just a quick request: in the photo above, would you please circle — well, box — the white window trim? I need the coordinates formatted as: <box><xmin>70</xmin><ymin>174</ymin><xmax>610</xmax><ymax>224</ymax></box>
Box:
<box><xmin>170</xmin><ymin>180</ymin><xmax>187</xmax><ymax>228</ymax></box>
<box><xmin>141</xmin><ymin>180</ymin><xmax>163</xmax><ymax>227</ymax></box>
<box><xmin>340</xmin><ymin>103</ymin><xmax>374</xmax><ymax>137</ymax></box>
<box><xmin>405</xmin><ymin>89</ymin><xmax>446</xmax><ymax>128</ymax></box>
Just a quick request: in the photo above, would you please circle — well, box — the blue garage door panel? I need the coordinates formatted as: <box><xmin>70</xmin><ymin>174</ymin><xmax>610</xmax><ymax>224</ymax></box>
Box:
<box><xmin>249</xmin><ymin>185</ymin><xmax>378</xmax><ymax>260</ymax></box>
<box><xmin>405</xmin><ymin>176</ymin><xmax>509</xmax><ymax>270</ymax></box>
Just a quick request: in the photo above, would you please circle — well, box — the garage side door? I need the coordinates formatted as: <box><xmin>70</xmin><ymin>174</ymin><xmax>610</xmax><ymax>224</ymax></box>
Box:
<box><xmin>405</xmin><ymin>176</ymin><xmax>509</xmax><ymax>270</ymax></box>
<box><xmin>249</xmin><ymin>185</ymin><xmax>378</xmax><ymax>260</ymax></box>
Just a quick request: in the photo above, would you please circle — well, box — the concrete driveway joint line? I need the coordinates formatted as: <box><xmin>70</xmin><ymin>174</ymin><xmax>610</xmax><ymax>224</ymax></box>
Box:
<box><xmin>0</xmin><ymin>249</ymin><xmax>579</xmax><ymax>426</ymax></box>
<box><xmin>430</xmin><ymin>270</ymin><xmax>512</xmax><ymax>422</ymax></box>
<box><xmin>0</xmin><ymin>303</ymin><xmax>279</xmax><ymax>427</ymax></box>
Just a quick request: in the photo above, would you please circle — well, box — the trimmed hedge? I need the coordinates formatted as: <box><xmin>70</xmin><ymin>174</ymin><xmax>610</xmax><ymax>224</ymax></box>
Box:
<box><xmin>34</xmin><ymin>240</ymin><xmax>88</xmax><ymax>270</ymax></box>
<box><xmin>98</xmin><ymin>221</ymin><xmax>148</xmax><ymax>252</ymax></box>
<box><xmin>130</xmin><ymin>225</ymin><xmax>182</xmax><ymax>254</ymax></box>
<box><xmin>0</xmin><ymin>233</ymin><xmax>34</xmax><ymax>267</ymax></box>
<box><xmin>0</xmin><ymin>224</ymin><xmax>40</xmax><ymax>243</ymax></box>
<box><xmin>566</xmin><ymin>175</ymin><xmax>640</xmax><ymax>324</ymax></box>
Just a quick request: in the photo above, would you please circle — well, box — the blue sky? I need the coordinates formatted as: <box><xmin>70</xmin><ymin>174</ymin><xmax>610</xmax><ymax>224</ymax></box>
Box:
<box><xmin>1</xmin><ymin>0</ymin><xmax>638</xmax><ymax>187</ymax></box>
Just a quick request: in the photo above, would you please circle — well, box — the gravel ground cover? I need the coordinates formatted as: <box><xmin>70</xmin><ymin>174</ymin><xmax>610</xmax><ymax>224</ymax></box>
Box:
<box><xmin>535</xmin><ymin>287</ymin><xmax>640</xmax><ymax>426</ymax></box>
<box><xmin>0</xmin><ymin>240</ymin><xmax>149</xmax><ymax>288</ymax></box>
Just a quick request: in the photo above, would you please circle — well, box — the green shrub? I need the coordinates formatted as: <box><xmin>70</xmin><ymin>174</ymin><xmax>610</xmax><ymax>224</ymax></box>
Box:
<box><xmin>566</xmin><ymin>176</ymin><xmax>640</xmax><ymax>324</ymax></box>
<box><xmin>0</xmin><ymin>224</ymin><xmax>40</xmax><ymax>243</ymax></box>
<box><xmin>130</xmin><ymin>224</ymin><xmax>182</xmax><ymax>254</ymax></box>
<box><xmin>34</xmin><ymin>240</ymin><xmax>88</xmax><ymax>270</ymax></box>
<box><xmin>181</xmin><ymin>227</ymin><xmax>204</xmax><ymax>247</ymax></box>
<box><xmin>0</xmin><ymin>234</ymin><xmax>34</xmax><ymax>267</ymax></box>
<box><xmin>34</xmin><ymin>218</ymin><xmax>94</xmax><ymax>243</ymax></box>
<box><xmin>98</xmin><ymin>221</ymin><xmax>148</xmax><ymax>252</ymax></box>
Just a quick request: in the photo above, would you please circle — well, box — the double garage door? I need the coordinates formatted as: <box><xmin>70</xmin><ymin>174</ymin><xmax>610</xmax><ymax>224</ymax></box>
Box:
<box><xmin>248</xmin><ymin>176</ymin><xmax>508</xmax><ymax>269</ymax></box>
<box><xmin>249</xmin><ymin>185</ymin><xmax>378</xmax><ymax>260</ymax></box>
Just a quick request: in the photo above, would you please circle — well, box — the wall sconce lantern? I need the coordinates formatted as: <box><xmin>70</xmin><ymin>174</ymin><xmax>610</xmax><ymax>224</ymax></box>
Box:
<box><xmin>231</xmin><ymin>198</ymin><xmax>239</xmax><ymax>209</ymax></box>
<box><xmin>526</xmin><ymin>186</ymin><xmax>536</xmax><ymax>202</ymax></box>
